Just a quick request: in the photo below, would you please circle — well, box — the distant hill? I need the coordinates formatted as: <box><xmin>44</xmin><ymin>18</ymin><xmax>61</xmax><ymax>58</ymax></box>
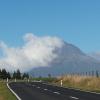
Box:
<box><xmin>29</xmin><ymin>42</ymin><xmax>100</xmax><ymax>77</ymax></box>
<box><xmin>89</xmin><ymin>52</ymin><xmax>100</xmax><ymax>61</ymax></box>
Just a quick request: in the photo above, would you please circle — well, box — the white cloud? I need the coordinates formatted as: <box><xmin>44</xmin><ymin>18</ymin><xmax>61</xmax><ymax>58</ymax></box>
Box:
<box><xmin>0</xmin><ymin>33</ymin><xmax>64</xmax><ymax>72</ymax></box>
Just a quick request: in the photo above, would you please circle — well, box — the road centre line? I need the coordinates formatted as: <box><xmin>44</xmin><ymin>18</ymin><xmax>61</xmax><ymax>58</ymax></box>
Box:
<box><xmin>70</xmin><ymin>96</ymin><xmax>79</xmax><ymax>100</ymax></box>
<box><xmin>53</xmin><ymin>92</ymin><xmax>60</xmax><ymax>95</ymax></box>
<box><xmin>37</xmin><ymin>87</ymin><xmax>40</xmax><ymax>88</ymax></box>
<box><xmin>44</xmin><ymin>89</ymin><xmax>48</xmax><ymax>91</ymax></box>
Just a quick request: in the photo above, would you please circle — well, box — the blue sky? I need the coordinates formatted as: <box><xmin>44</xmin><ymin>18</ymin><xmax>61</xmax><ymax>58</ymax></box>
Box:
<box><xmin>0</xmin><ymin>0</ymin><xmax>100</xmax><ymax>53</ymax></box>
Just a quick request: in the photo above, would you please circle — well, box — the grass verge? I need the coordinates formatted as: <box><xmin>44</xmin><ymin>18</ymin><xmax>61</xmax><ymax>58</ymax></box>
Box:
<box><xmin>0</xmin><ymin>82</ymin><xmax>17</xmax><ymax>100</ymax></box>
<box><xmin>52</xmin><ymin>75</ymin><xmax>100</xmax><ymax>93</ymax></box>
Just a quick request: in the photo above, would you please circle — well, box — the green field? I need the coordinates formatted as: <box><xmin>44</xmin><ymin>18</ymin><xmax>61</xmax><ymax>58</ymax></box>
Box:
<box><xmin>0</xmin><ymin>82</ymin><xmax>17</xmax><ymax>100</ymax></box>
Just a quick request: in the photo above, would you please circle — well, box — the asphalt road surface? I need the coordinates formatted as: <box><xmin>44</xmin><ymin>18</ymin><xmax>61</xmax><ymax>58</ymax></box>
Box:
<box><xmin>9</xmin><ymin>82</ymin><xmax>100</xmax><ymax>100</ymax></box>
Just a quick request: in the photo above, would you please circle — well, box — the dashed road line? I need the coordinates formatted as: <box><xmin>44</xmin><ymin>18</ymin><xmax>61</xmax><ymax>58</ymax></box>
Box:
<box><xmin>37</xmin><ymin>87</ymin><xmax>40</xmax><ymax>89</ymax></box>
<box><xmin>53</xmin><ymin>92</ymin><xmax>60</xmax><ymax>95</ymax></box>
<box><xmin>69</xmin><ymin>96</ymin><xmax>79</xmax><ymax>100</ymax></box>
<box><xmin>44</xmin><ymin>89</ymin><xmax>48</xmax><ymax>91</ymax></box>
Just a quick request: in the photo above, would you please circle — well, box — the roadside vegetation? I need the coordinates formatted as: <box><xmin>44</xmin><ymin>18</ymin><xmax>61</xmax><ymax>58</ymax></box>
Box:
<box><xmin>30</xmin><ymin>71</ymin><xmax>100</xmax><ymax>93</ymax></box>
<box><xmin>1</xmin><ymin>68</ymin><xmax>100</xmax><ymax>100</ymax></box>
<box><xmin>32</xmin><ymin>77</ymin><xmax>57</xmax><ymax>83</ymax></box>
<box><xmin>0</xmin><ymin>69</ymin><xmax>30</xmax><ymax>100</ymax></box>
<box><xmin>52</xmin><ymin>75</ymin><xmax>100</xmax><ymax>93</ymax></box>
<box><xmin>0</xmin><ymin>82</ymin><xmax>17</xmax><ymax>100</ymax></box>
<box><xmin>0</xmin><ymin>69</ymin><xmax>29</xmax><ymax>80</ymax></box>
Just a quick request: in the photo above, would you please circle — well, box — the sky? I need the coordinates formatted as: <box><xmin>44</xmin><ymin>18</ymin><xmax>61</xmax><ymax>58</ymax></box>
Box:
<box><xmin>0</xmin><ymin>0</ymin><xmax>100</xmax><ymax>53</ymax></box>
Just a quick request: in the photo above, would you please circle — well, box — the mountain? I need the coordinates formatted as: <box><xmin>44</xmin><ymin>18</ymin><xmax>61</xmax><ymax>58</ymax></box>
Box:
<box><xmin>89</xmin><ymin>52</ymin><xmax>100</xmax><ymax>61</ymax></box>
<box><xmin>29</xmin><ymin>42</ymin><xmax>100</xmax><ymax>77</ymax></box>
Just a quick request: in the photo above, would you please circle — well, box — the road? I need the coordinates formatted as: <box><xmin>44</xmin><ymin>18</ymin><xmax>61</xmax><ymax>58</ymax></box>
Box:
<box><xmin>9</xmin><ymin>82</ymin><xmax>100</xmax><ymax>100</ymax></box>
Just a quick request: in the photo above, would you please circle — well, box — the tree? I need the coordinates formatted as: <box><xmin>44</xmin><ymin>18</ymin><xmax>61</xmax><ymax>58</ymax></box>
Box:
<box><xmin>48</xmin><ymin>74</ymin><xmax>51</xmax><ymax>78</ymax></box>
<box><xmin>96</xmin><ymin>70</ymin><xmax>99</xmax><ymax>78</ymax></box>
<box><xmin>7</xmin><ymin>72</ymin><xmax>11</xmax><ymax>79</ymax></box>
<box><xmin>13</xmin><ymin>69</ymin><xmax>21</xmax><ymax>79</ymax></box>
<box><xmin>0</xmin><ymin>69</ymin><xmax>11</xmax><ymax>79</ymax></box>
<box><xmin>16</xmin><ymin>69</ymin><xmax>21</xmax><ymax>79</ymax></box>
<box><xmin>0</xmin><ymin>69</ymin><xmax>2</xmax><ymax>79</ymax></box>
<box><xmin>86</xmin><ymin>72</ymin><xmax>87</xmax><ymax>76</ymax></box>
<box><xmin>92</xmin><ymin>71</ymin><xmax>94</xmax><ymax>77</ymax></box>
<box><xmin>89</xmin><ymin>71</ymin><xmax>91</xmax><ymax>76</ymax></box>
<box><xmin>22</xmin><ymin>73</ymin><xmax>29</xmax><ymax>79</ymax></box>
<box><xmin>2</xmin><ymin>69</ymin><xmax>7</xmax><ymax>79</ymax></box>
<box><xmin>13</xmin><ymin>71</ymin><xmax>17</xmax><ymax>79</ymax></box>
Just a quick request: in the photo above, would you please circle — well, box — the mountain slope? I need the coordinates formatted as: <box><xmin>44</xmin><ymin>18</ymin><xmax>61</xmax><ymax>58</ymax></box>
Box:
<box><xmin>29</xmin><ymin>42</ymin><xmax>100</xmax><ymax>77</ymax></box>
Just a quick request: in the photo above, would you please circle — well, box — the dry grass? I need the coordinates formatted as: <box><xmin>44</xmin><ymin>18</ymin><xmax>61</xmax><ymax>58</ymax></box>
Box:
<box><xmin>53</xmin><ymin>75</ymin><xmax>100</xmax><ymax>92</ymax></box>
<box><xmin>0</xmin><ymin>96</ymin><xmax>4</xmax><ymax>100</ymax></box>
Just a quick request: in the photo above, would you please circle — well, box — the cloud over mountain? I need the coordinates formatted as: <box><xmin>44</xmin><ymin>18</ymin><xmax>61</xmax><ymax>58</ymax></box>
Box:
<box><xmin>0</xmin><ymin>33</ymin><xmax>64</xmax><ymax>72</ymax></box>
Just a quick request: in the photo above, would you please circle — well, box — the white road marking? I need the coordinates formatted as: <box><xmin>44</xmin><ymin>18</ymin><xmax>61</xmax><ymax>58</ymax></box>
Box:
<box><xmin>62</xmin><ymin>86</ymin><xmax>100</xmax><ymax>95</ymax></box>
<box><xmin>53</xmin><ymin>92</ymin><xmax>60</xmax><ymax>95</ymax></box>
<box><xmin>70</xmin><ymin>96</ymin><xmax>79</xmax><ymax>99</ymax></box>
<box><xmin>37</xmin><ymin>87</ymin><xmax>40</xmax><ymax>88</ymax></box>
<box><xmin>7</xmin><ymin>83</ymin><xmax>22</xmax><ymax>100</ymax></box>
<box><xmin>44</xmin><ymin>89</ymin><xmax>48</xmax><ymax>91</ymax></box>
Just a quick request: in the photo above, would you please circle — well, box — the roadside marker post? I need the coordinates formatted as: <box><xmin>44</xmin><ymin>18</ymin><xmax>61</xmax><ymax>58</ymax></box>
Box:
<box><xmin>28</xmin><ymin>79</ymin><xmax>29</xmax><ymax>82</ymax></box>
<box><xmin>61</xmin><ymin>80</ymin><xmax>63</xmax><ymax>87</ymax></box>
<box><xmin>15</xmin><ymin>78</ymin><xmax>16</xmax><ymax>82</ymax></box>
<box><xmin>7</xmin><ymin>78</ymin><xmax>8</xmax><ymax>83</ymax></box>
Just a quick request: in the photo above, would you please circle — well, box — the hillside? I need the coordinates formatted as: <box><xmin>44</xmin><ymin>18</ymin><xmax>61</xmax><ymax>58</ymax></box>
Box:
<box><xmin>30</xmin><ymin>42</ymin><xmax>100</xmax><ymax>77</ymax></box>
